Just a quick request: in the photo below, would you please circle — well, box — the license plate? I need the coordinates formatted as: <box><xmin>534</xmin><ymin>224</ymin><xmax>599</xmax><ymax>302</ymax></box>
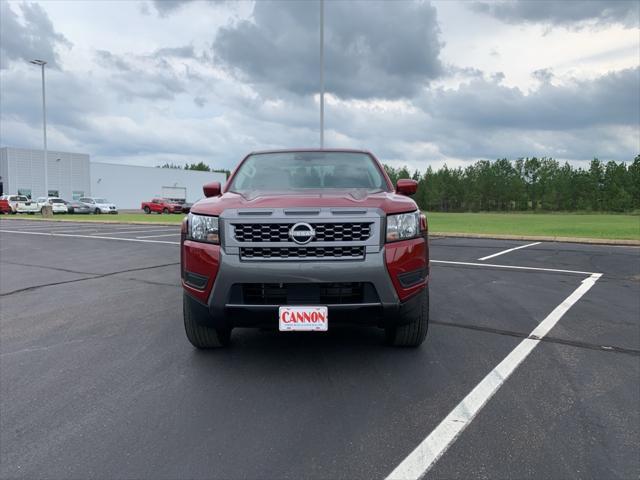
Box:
<box><xmin>279</xmin><ymin>306</ymin><xmax>328</xmax><ymax>331</ymax></box>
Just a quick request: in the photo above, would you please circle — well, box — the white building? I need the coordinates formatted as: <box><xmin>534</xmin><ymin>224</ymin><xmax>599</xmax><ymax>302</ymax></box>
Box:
<box><xmin>0</xmin><ymin>147</ymin><xmax>227</xmax><ymax>208</ymax></box>
<box><xmin>0</xmin><ymin>147</ymin><xmax>90</xmax><ymax>200</ymax></box>
<box><xmin>90</xmin><ymin>162</ymin><xmax>226</xmax><ymax>208</ymax></box>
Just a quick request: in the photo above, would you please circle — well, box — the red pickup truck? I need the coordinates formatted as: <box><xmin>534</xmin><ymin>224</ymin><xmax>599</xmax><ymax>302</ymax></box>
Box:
<box><xmin>141</xmin><ymin>198</ymin><xmax>184</xmax><ymax>214</ymax></box>
<box><xmin>181</xmin><ymin>149</ymin><xmax>429</xmax><ymax>349</ymax></box>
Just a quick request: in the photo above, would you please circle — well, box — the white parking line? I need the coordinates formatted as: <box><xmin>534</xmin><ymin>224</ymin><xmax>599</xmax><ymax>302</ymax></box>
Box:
<box><xmin>0</xmin><ymin>229</ymin><xmax>179</xmax><ymax>245</ymax></box>
<box><xmin>386</xmin><ymin>272</ymin><xmax>602</xmax><ymax>480</ymax></box>
<box><xmin>431</xmin><ymin>259</ymin><xmax>595</xmax><ymax>276</ymax></box>
<box><xmin>0</xmin><ymin>230</ymin><xmax>603</xmax><ymax>277</ymax></box>
<box><xmin>0</xmin><ymin>223</ymin><xmax>60</xmax><ymax>231</ymax></box>
<box><xmin>478</xmin><ymin>241</ymin><xmax>541</xmax><ymax>261</ymax></box>
<box><xmin>50</xmin><ymin>229</ymin><xmax>104</xmax><ymax>234</ymax></box>
<box><xmin>90</xmin><ymin>228</ymin><xmax>179</xmax><ymax>236</ymax></box>
<box><xmin>136</xmin><ymin>233</ymin><xmax>181</xmax><ymax>239</ymax></box>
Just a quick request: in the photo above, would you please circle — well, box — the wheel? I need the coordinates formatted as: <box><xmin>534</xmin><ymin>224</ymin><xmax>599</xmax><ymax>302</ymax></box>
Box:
<box><xmin>144</xmin><ymin>206</ymin><xmax>151</xmax><ymax>214</ymax></box>
<box><xmin>385</xmin><ymin>286</ymin><xmax>429</xmax><ymax>347</ymax></box>
<box><xmin>94</xmin><ymin>208</ymin><xmax>101</xmax><ymax>214</ymax></box>
<box><xmin>183</xmin><ymin>293</ymin><xmax>231</xmax><ymax>349</ymax></box>
<box><xmin>162</xmin><ymin>208</ymin><xmax>169</xmax><ymax>214</ymax></box>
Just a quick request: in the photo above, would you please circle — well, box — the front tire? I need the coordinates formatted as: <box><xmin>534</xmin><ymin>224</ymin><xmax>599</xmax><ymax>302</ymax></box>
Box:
<box><xmin>162</xmin><ymin>208</ymin><xmax>169</xmax><ymax>214</ymax></box>
<box><xmin>94</xmin><ymin>208</ymin><xmax>101</xmax><ymax>214</ymax></box>
<box><xmin>183</xmin><ymin>293</ymin><xmax>231</xmax><ymax>349</ymax></box>
<box><xmin>386</xmin><ymin>286</ymin><xmax>429</xmax><ymax>347</ymax></box>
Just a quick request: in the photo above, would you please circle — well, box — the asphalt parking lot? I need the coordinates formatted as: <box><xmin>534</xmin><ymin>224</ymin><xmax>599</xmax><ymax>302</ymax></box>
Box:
<box><xmin>1</xmin><ymin>218</ymin><xmax>638</xmax><ymax>480</ymax></box>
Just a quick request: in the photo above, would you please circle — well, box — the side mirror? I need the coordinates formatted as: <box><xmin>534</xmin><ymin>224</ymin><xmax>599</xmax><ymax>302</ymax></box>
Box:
<box><xmin>396</xmin><ymin>179</ymin><xmax>417</xmax><ymax>196</ymax></box>
<box><xmin>203</xmin><ymin>182</ymin><xmax>221</xmax><ymax>198</ymax></box>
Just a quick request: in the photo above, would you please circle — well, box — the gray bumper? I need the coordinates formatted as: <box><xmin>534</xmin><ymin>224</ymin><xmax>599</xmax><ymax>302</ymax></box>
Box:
<box><xmin>205</xmin><ymin>249</ymin><xmax>402</xmax><ymax>328</ymax></box>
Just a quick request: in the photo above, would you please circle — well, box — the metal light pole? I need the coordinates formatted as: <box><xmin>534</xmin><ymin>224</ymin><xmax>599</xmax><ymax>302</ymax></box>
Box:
<box><xmin>30</xmin><ymin>59</ymin><xmax>48</xmax><ymax>197</ymax></box>
<box><xmin>319</xmin><ymin>0</ymin><xmax>324</xmax><ymax>149</ymax></box>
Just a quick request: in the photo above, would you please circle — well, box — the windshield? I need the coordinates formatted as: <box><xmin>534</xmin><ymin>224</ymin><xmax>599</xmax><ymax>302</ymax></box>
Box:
<box><xmin>50</xmin><ymin>199</ymin><xmax>65</xmax><ymax>203</ymax></box>
<box><xmin>229</xmin><ymin>152</ymin><xmax>389</xmax><ymax>193</ymax></box>
<box><xmin>94</xmin><ymin>198</ymin><xmax>108</xmax><ymax>203</ymax></box>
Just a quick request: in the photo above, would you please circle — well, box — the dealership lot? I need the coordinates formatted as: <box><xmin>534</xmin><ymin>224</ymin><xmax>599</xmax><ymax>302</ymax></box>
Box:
<box><xmin>1</xmin><ymin>219</ymin><xmax>638</xmax><ymax>479</ymax></box>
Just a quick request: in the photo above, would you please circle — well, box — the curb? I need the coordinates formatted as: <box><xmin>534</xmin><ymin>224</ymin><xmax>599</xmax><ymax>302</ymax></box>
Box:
<box><xmin>429</xmin><ymin>231</ymin><xmax>640</xmax><ymax>246</ymax></box>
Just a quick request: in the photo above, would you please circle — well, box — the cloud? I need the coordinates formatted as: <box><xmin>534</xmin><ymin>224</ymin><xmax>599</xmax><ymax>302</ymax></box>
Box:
<box><xmin>469</xmin><ymin>0</ymin><xmax>640</xmax><ymax>28</ymax></box>
<box><xmin>94</xmin><ymin>48</ymin><xmax>195</xmax><ymax>101</ymax></box>
<box><xmin>148</xmin><ymin>0</ymin><xmax>227</xmax><ymax>17</ymax></box>
<box><xmin>153</xmin><ymin>45</ymin><xmax>196</xmax><ymax>59</ymax></box>
<box><xmin>149</xmin><ymin>0</ymin><xmax>193</xmax><ymax>17</ymax></box>
<box><xmin>1</xmin><ymin>0</ymin><xmax>637</xmax><ymax>174</ymax></box>
<box><xmin>214</xmin><ymin>0</ymin><xmax>443</xmax><ymax>99</ymax></box>
<box><xmin>0</xmin><ymin>2</ymin><xmax>72</xmax><ymax>69</ymax></box>
<box><xmin>422</xmin><ymin>67</ymin><xmax>640</xmax><ymax>130</ymax></box>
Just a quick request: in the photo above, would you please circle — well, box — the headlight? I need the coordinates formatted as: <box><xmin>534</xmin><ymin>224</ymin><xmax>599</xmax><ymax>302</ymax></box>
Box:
<box><xmin>386</xmin><ymin>211</ymin><xmax>420</xmax><ymax>242</ymax></box>
<box><xmin>188</xmin><ymin>213</ymin><xmax>219</xmax><ymax>244</ymax></box>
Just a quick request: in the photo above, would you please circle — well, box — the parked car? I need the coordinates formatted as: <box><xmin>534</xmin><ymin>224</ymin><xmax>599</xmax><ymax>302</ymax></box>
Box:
<box><xmin>178</xmin><ymin>200</ymin><xmax>193</xmax><ymax>213</ymax></box>
<box><xmin>67</xmin><ymin>201</ymin><xmax>92</xmax><ymax>214</ymax></box>
<box><xmin>181</xmin><ymin>149</ymin><xmax>429</xmax><ymax>349</ymax></box>
<box><xmin>141</xmin><ymin>198</ymin><xmax>184</xmax><ymax>214</ymax></box>
<box><xmin>2</xmin><ymin>195</ymin><xmax>39</xmax><ymax>214</ymax></box>
<box><xmin>79</xmin><ymin>197</ymin><xmax>118</xmax><ymax>214</ymax></box>
<box><xmin>36</xmin><ymin>197</ymin><xmax>68</xmax><ymax>214</ymax></box>
<box><xmin>0</xmin><ymin>196</ymin><xmax>12</xmax><ymax>214</ymax></box>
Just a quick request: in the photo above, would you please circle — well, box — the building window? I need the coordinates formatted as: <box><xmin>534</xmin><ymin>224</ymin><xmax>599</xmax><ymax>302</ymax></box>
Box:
<box><xmin>48</xmin><ymin>190</ymin><xmax>59</xmax><ymax>197</ymax></box>
<box><xmin>72</xmin><ymin>191</ymin><xmax>84</xmax><ymax>200</ymax></box>
<box><xmin>17</xmin><ymin>188</ymin><xmax>32</xmax><ymax>199</ymax></box>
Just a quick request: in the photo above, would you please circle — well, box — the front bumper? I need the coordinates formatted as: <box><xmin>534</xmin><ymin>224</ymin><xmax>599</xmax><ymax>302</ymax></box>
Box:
<box><xmin>99</xmin><ymin>207</ymin><xmax>118</xmax><ymax>214</ymax></box>
<box><xmin>16</xmin><ymin>206</ymin><xmax>39</xmax><ymax>213</ymax></box>
<box><xmin>183</xmin><ymin>238</ymin><xmax>428</xmax><ymax>330</ymax></box>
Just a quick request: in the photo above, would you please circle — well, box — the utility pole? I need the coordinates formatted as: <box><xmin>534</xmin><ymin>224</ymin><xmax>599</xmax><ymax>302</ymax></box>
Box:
<box><xmin>30</xmin><ymin>59</ymin><xmax>48</xmax><ymax>197</ymax></box>
<box><xmin>320</xmin><ymin>0</ymin><xmax>324</xmax><ymax>149</ymax></box>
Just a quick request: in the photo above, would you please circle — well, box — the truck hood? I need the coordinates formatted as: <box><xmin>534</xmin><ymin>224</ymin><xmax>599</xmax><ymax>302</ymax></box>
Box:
<box><xmin>190</xmin><ymin>190</ymin><xmax>418</xmax><ymax>216</ymax></box>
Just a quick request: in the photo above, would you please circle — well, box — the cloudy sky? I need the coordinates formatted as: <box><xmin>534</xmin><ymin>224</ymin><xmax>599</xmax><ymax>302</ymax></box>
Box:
<box><xmin>1</xmin><ymin>0</ymin><xmax>638</xmax><ymax>171</ymax></box>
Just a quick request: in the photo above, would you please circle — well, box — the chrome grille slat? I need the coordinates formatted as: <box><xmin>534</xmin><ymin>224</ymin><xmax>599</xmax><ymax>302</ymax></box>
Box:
<box><xmin>240</xmin><ymin>246</ymin><xmax>365</xmax><ymax>260</ymax></box>
<box><xmin>233</xmin><ymin>223</ymin><xmax>372</xmax><ymax>243</ymax></box>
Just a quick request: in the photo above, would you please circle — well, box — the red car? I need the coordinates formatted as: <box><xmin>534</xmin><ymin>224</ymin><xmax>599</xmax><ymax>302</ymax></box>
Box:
<box><xmin>0</xmin><ymin>197</ymin><xmax>12</xmax><ymax>214</ymax></box>
<box><xmin>181</xmin><ymin>149</ymin><xmax>429</xmax><ymax>348</ymax></box>
<box><xmin>141</xmin><ymin>198</ymin><xmax>184</xmax><ymax>214</ymax></box>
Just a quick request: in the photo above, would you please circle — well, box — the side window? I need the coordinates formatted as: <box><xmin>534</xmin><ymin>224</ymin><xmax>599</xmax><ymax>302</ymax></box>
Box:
<box><xmin>152</xmin><ymin>199</ymin><xmax>158</xmax><ymax>204</ymax></box>
<box><xmin>17</xmin><ymin>188</ymin><xmax>32</xmax><ymax>198</ymax></box>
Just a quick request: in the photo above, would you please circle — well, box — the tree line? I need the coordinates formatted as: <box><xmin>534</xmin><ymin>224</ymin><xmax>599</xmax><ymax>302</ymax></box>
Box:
<box><xmin>159</xmin><ymin>161</ymin><xmax>230</xmax><ymax>178</ymax></box>
<box><xmin>384</xmin><ymin>156</ymin><xmax>640</xmax><ymax>213</ymax></box>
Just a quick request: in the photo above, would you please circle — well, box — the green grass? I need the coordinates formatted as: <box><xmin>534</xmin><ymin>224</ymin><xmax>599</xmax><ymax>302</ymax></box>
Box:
<box><xmin>427</xmin><ymin>212</ymin><xmax>640</xmax><ymax>240</ymax></box>
<box><xmin>3</xmin><ymin>211</ymin><xmax>639</xmax><ymax>240</ymax></box>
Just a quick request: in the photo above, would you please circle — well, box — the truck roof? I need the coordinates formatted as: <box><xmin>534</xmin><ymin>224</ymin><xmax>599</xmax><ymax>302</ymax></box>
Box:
<box><xmin>246</xmin><ymin>148</ymin><xmax>374</xmax><ymax>156</ymax></box>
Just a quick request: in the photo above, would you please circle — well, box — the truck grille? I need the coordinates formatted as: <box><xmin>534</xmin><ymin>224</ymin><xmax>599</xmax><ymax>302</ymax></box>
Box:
<box><xmin>240</xmin><ymin>246</ymin><xmax>365</xmax><ymax>260</ymax></box>
<box><xmin>233</xmin><ymin>223</ymin><xmax>372</xmax><ymax>243</ymax></box>
<box><xmin>234</xmin><ymin>282</ymin><xmax>378</xmax><ymax>305</ymax></box>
